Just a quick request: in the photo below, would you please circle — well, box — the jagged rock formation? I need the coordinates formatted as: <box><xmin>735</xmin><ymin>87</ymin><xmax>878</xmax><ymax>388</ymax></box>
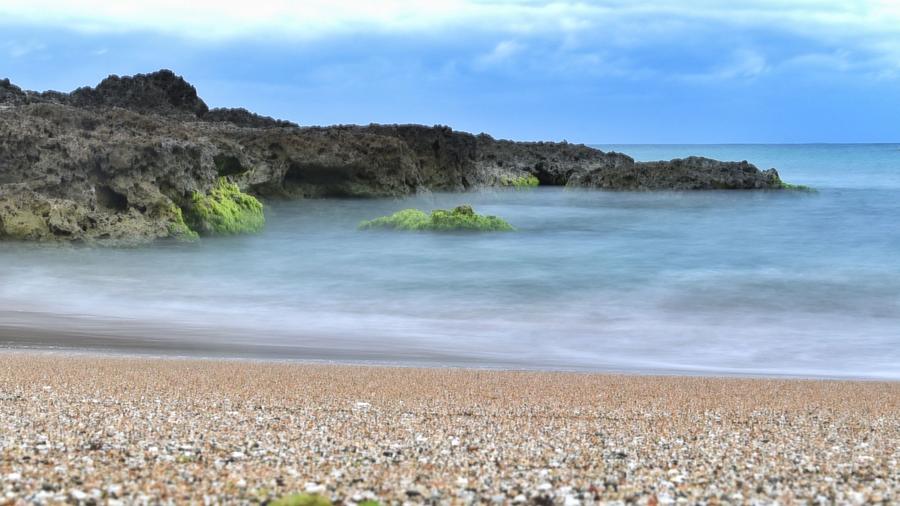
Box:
<box><xmin>569</xmin><ymin>156</ymin><xmax>781</xmax><ymax>190</ymax></box>
<box><xmin>0</xmin><ymin>70</ymin><xmax>788</xmax><ymax>244</ymax></box>
<box><xmin>0</xmin><ymin>79</ymin><xmax>27</xmax><ymax>106</ymax></box>
<box><xmin>203</xmin><ymin>107</ymin><xmax>297</xmax><ymax>129</ymax></box>
<box><xmin>68</xmin><ymin>70</ymin><xmax>210</xmax><ymax>118</ymax></box>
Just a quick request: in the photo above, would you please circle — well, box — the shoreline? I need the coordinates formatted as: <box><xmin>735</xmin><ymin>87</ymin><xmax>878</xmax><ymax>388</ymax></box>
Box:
<box><xmin>0</xmin><ymin>347</ymin><xmax>896</xmax><ymax>382</ymax></box>
<box><xmin>1</xmin><ymin>352</ymin><xmax>897</xmax><ymax>504</ymax></box>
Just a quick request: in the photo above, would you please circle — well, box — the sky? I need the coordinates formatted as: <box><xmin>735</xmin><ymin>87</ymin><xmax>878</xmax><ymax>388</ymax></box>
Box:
<box><xmin>1</xmin><ymin>0</ymin><xmax>899</xmax><ymax>143</ymax></box>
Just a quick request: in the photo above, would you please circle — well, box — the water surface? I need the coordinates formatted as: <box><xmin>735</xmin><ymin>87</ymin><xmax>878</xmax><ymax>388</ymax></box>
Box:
<box><xmin>1</xmin><ymin>144</ymin><xmax>898</xmax><ymax>378</ymax></box>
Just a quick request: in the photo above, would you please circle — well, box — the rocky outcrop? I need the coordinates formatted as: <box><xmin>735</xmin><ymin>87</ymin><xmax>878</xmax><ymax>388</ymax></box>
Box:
<box><xmin>68</xmin><ymin>70</ymin><xmax>209</xmax><ymax>118</ymax></box>
<box><xmin>474</xmin><ymin>137</ymin><xmax>636</xmax><ymax>186</ymax></box>
<box><xmin>0</xmin><ymin>79</ymin><xmax>27</xmax><ymax>106</ymax></box>
<box><xmin>5</xmin><ymin>70</ymin><xmax>295</xmax><ymax>128</ymax></box>
<box><xmin>204</xmin><ymin>107</ymin><xmax>298</xmax><ymax>129</ymax></box>
<box><xmin>569</xmin><ymin>156</ymin><xmax>781</xmax><ymax>190</ymax></box>
<box><xmin>0</xmin><ymin>70</ymin><xmax>789</xmax><ymax>244</ymax></box>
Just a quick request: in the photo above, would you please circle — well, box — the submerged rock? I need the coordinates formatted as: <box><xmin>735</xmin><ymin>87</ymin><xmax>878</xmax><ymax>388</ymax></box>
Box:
<box><xmin>0</xmin><ymin>70</ymin><xmax>799</xmax><ymax>244</ymax></box>
<box><xmin>359</xmin><ymin>205</ymin><xmax>514</xmax><ymax>232</ymax></box>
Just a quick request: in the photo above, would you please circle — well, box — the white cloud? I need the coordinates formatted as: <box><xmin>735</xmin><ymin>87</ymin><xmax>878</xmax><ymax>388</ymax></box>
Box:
<box><xmin>0</xmin><ymin>0</ymin><xmax>562</xmax><ymax>39</ymax></box>
<box><xmin>3</xmin><ymin>40</ymin><xmax>46</xmax><ymax>58</ymax></box>
<box><xmin>478</xmin><ymin>40</ymin><xmax>524</xmax><ymax>66</ymax></box>
<box><xmin>2</xmin><ymin>0</ymin><xmax>900</xmax><ymax>76</ymax></box>
<box><xmin>0</xmin><ymin>1</ymin><xmax>895</xmax><ymax>42</ymax></box>
<box><xmin>696</xmin><ymin>49</ymin><xmax>769</xmax><ymax>81</ymax></box>
<box><xmin>781</xmin><ymin>50</ymin><xmax>853</xmax><ymax>73</ymax></box>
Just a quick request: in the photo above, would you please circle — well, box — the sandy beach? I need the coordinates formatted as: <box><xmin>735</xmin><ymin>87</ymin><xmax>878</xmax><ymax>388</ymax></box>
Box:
<box><xmin>0</xmin><ymin>352</ymin><xmax>897</xmax><ymax>505</ymax></box>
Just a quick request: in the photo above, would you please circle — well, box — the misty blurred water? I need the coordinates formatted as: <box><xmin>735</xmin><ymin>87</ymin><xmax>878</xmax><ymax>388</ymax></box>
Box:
<box><xmin>1</xmin><ymin>144</ymin><xmax>898</xmax><ymax>378</ymax></box>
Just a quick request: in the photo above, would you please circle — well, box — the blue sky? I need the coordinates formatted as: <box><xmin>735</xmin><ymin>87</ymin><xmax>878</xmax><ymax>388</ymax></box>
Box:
<box><xmin>2</xmin><ymin>0</ymin><xmax>899</xmax><ymax>143</ymax></box>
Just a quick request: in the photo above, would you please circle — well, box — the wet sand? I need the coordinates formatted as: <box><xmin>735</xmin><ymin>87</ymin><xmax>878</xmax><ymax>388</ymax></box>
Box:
<box><xmin>0</xmin><ymin>311</ymin><xmax>580</xmax><ymax>371</ymax></box>
<box><xmin>0</xmin><ymin>352</ymin><xmax>897</xmax><ymax>504</ymax></box>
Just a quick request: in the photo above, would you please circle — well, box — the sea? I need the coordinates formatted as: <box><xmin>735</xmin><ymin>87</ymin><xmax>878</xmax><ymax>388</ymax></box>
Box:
<box><xmin>1</xmin><ymin>144</ymin><xmax>898</xmax><ymax>379</ymax></box>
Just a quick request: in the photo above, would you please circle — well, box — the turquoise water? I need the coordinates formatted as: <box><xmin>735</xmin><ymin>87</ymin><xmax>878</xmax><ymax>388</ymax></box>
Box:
<box><xmin>1</xmin><ymin>144</ymin><xmax>898</xmax><ymax>378</ymax></box>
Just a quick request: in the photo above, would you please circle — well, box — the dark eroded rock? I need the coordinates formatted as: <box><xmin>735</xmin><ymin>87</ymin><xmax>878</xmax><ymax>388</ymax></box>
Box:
<box><xmin>68</xmin><ymin>69</ymin><xmax>209</xmax><ymax>118</ymax></box>
<box><xmin>0</xmin><ymin>70</ymin><xmax>789</xmax><ymax>244</ymax></box>
<box><xmin>0</xmin><ymin>78</ymin><xmax>27</xmax><ymax>106</ymax></box>
<box><xmin>568</xmin><ymin>156</ymin><xmax>782</xmax><ymax>190</ymax></box>
<box><xmin>204</xmin><ymin>107</ymin><xmax>298</xmax><ymax>129</ymax></box>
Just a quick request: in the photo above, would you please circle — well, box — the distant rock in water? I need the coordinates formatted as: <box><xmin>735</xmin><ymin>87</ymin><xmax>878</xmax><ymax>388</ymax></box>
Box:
<box><xmin>569</xmin><ymin>156</ymin><xmax>782</xmax><ymax>190</ymax></box>
<box><xmin>0</xmin><ymin>69</ymin><xmax>797</xmax><ymax>244</ymax></box>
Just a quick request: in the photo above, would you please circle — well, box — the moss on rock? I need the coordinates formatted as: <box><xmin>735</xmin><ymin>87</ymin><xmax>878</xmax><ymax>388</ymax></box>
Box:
<box><xmin>429</xmin><ymin>205</ymin><xmax>514</xmax><ymax>231</ymax></box>
<box><xmin>778</xmin><ymin>181</ymin><xmax>816</xmax><ymax>192</ymax></box>
<box><xmin>183</xmin><ymin>178</ymin><xmax>265</xmax><ymax>236</ymax></box>
<box><xmin>359</xmin><ymin>205</ymin><xmax>514</xmax><ymax>232</ymax></box>
<box><xmin>360</xmin><ymin>208</ymin><xmax>430</xmax><ymax>230</ymax></box>
<box><xmin>500</xmin><ymin>174</ymin><xmax>540</xmax><ymax>188</ymax></box>
<box><xmin>165</xmin><ymin>205</ymin><xmax>199</xmax><ymax>240</ymax></box>
<box><xmin>0</xmin><ymin>205</ymin><xmax>49</xmax><ymax>240</ymax></box>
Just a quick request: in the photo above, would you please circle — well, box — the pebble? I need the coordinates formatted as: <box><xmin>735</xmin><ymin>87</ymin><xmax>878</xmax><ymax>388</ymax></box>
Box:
<box><xmin>0</xmin><ymin>352</ymin><xmax>896</xmax><ymax>505</ymax></box>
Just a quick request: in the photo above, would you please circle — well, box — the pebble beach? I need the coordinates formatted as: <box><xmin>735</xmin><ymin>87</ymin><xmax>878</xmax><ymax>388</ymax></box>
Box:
<box><xmin>0</xmin><ymin>352</ymin><xmax>897</xmax><ymax>505</ymax></box>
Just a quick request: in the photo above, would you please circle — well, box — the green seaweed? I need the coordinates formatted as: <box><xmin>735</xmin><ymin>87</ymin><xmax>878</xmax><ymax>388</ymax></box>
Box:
<box><xmin>165</xmin><ymin>205</ymin><xmax>199</xmax><ymax>241</ymax></box>
<box><xmin>184</xmin><ymin>178</ymin><xmax>265</xmax><ymax>236</ymax></box>
<box><xmin>429</xmin><ymin>205</ymin><xmax>515</xmax><ymax>231</ymax></box>
<box><xmin>359</xmin><ymin>208</ymin><xmax>430</xmax><ymax>230</ymax></box>
<box><xmin>270</xmin><ymin>494</ymin><xmax>331</xmax><ymax>506</ymax></box>
<box><xmin>359</xmin><ymin>205</ymin><xmax>514</xmax><ymax>232</ymax></box>
<box><xmin>500</xmin><ymin>174</ymin><xmax>540</xmax><ymax>188</ymax></box>
<box><xmin>778</xmin><ymin>181</ymin><xmax>816</xmax><ymax>192</ymax></box>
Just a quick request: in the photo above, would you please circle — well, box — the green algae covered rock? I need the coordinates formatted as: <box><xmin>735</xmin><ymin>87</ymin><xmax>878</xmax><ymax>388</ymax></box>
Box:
<box><xmin>359</xmin><ymin>205</ymin><xmax>514</xmax><ymax>232</ymax></box>
<box><xmin>777</xmin><ymin>181</ymin><xmax>816</xmax><ymax>192</ymax></box>
<box><xmin>360</xmin><ymin>208</ymin><xmax>430</xmax><ymax>230</ymax></box>
<box><xmin>184</xmin><ymin>178</ymin><xmax>265</xmax><ymax>236</ymax></box>
<box><xmin>165</xmin><ymin>204</ymin><xmax>199</xmax><ymax>241</ymax></box>
<box><xmin>428</xmin><ymin>205</ymin><xmax>514</xmax><ymax>231</ymax></box>
<box><xmin>500</xmin><ymin>174</ymin><xmax>540</xmax><ymax>188</ymax></box>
